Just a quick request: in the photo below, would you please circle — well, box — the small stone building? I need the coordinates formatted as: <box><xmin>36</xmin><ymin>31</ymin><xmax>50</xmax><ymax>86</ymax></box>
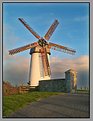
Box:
<box><xmin>65</xmin><ymin>69</ymin><xmax>77</xmax><ymax>93</ymax></box>
<box><xmin>39</xmin><ymin>79</ymin><xmax>66</xmax><ymax>92</ymax></box>
<box><xmin>38</xmin><ymin>69</ymin><xmax>77</xmax><ymax>93</ymax></box>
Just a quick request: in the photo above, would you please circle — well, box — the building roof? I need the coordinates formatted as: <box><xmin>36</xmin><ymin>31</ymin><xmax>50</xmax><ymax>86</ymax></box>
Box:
<box><xmin>65</xmin><ymin>69</ymin><xmax>77</xmax><ymax>73</ymax></box>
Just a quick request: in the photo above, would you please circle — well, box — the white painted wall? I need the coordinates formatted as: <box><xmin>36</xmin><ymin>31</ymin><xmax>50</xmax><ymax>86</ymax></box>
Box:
<box><xmin>29</xmin><ymin>52</ymin><xmax>50</xmax><ymax>87</ymax></box>
<box><xmin>29</xmin><ymin>53</ymin><xmax>41</xmax><ymax>87</ymax></box>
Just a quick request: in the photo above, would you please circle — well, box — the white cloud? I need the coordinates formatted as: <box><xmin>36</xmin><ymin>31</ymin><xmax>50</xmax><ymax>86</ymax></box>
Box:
<box><xmin>50</xmin><ymin>55</ymin><xmax>89</xmax><ymax>72</ymax></box>
<box><xmin>3</xmin><ymin>53</ymin><xmax>30</xmax><ymax>86</ymax></box>
<box><xmin>50</xmin><ymin>55</ymin><xmax>89</xmax><ymax>88</ymax></box>
<box><xmin>3</xmin><ymin>50</ymin><xmax>89</xmax><ymax>88</ymax></box>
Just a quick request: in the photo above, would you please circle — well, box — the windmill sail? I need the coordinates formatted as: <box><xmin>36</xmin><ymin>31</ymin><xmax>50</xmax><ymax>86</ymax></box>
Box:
<box><xmin>44</xmin><ymin>19</ymin><xmax>59</xmax><ymax>41</ymax></box>
<box><xmin>49</xmin><ymin>42</ymin><xmax>76</xmax><ymax>55</ymax></box>
<box><xmin>9</xmin><ymin>42</ymin><xmax>38</xmax><ymax>55</ymax></box>
<box><xmin>19</xmin><ymin>18</ymin><xmax>41</xmax><ymax>39</ymax></box>
<box><xmin>40</xmin><ymin>48</ymin><xmax>51</xmax><ymax>76</ymax></box>
<box><xmin>44</xmin><ymin>48</ymin><xmax>51</xmax><ymax>76</ymax></box>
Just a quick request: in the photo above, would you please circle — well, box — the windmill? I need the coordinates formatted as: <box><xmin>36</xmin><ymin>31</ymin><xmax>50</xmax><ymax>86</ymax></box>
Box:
<box><xmin>9</xmin><ymin>18</ymin><xmax>76</xmax><ymax>88</ymax></box>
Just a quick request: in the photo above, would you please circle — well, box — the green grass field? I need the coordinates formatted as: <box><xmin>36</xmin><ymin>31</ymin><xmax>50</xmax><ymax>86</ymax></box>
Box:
<box><xmin>3</xmin><ymin>91</ymin><xmax>61</xmax><ymax>117</ymax></box>
<box><xmin>76</xmin><ymin>89</ymin><xmax>89</xmax><ymax>94</ymax></box>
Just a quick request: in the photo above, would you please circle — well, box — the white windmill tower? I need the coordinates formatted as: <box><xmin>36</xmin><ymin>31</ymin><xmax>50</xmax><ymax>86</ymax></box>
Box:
<box><xmin>9</xmin><ymin>18</ymin><xmax>76</xmax><ymax>88</ymax></box>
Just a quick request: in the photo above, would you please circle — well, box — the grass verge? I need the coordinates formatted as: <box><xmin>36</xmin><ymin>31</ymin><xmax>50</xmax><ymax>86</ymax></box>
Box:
<box><xmin>76</xmin><ymin>89</ymin><xmax>89</xmax><ymax>94</ymax></box>
<box><xmin>3</xmin><ymin>91</ymin><xmax>61</xmax><ymax>117</ymax></box>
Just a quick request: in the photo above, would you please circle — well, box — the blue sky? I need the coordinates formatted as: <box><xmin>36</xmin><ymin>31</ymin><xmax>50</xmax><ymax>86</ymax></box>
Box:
<box><xmin>3</xmin><ymin>3</ymin><xmax>89</xmax><ymax>87</ymax></box>
<box><xmin>3</xmin><ymin>3</ymin><xmax>89</xmax><ymax>57</ymax></box>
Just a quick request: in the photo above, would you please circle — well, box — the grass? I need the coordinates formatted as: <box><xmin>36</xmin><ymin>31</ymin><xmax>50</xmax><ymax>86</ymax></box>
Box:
<box><xmin>3</xmin><ymin>91</ymin><xmax>61</xmax><ymax>117</ymax></box>
<box><xmin>76</xmin><ymin>89</ymin><xmax>89</xmax><ymax>94</ymax></box>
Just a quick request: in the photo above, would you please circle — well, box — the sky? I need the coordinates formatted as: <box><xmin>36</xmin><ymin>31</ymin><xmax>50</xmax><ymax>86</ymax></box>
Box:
<box><xmin>3</xmin><ymin>2</ymin><xmax>89</xmax><ymax>88</ymax></box>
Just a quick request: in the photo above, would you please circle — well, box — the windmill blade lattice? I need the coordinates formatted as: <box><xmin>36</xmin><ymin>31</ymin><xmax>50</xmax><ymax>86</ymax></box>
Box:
<box><xmin>40</xmin><ymin>48</ymin><xmax>51</xmax><ymax>76</ymax></box>
<box><xmin>49</xmin><ymin>42</ymin><xmax>76</xmax><ymax>55</ymax></box>
<box><xmin>19</xmin><ymin>18</ymin><xmax>41</xmax><ymax>39</ymax></box>
<box><xmin>9</xmin><ymin>42</ymin><xmax>38</xmax><ymax>55</ymax></box>
<box><xmin>44</xmin><ymin>19</ymin><xmax>59</xmax><ymax>41</ymax></box>
<box><xmin>44</xmin><ymin>48</ymin><xmax>51</xmax><ymax>76</ymax></box>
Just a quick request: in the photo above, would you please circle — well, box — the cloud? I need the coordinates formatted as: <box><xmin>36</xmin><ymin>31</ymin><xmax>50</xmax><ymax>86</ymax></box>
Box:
<box><xmin>50</xmin><ymin>55</ymin><xmax>89</xmax><ymax>71</ymax></box>
<box><xmin>50</xmin><ymin>55</ymin><xmax>89</xmax><ymax>88</ymax></box>
<box><xmin>3</xmin><ymin>48</ymin><xmax>30</xmax><ymax>86</ymax></box>
<box><xmin>3</xmin><ymin>50</ymin><xmax>89</xmax><ymax>88</ymax></box>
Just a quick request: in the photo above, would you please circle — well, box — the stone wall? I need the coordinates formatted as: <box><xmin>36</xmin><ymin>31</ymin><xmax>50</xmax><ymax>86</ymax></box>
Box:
<box><xmin>38</xmin><ymin>79</ymin><xmax>66</xmax><ymax>92</ymax></box>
